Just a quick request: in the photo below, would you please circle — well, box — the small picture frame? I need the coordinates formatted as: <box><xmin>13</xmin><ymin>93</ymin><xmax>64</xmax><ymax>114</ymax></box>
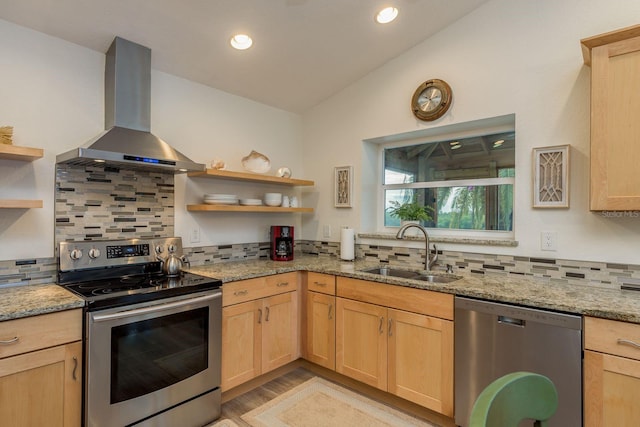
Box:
<box><xmin>334</xmin><ymin>166</ymin><xmax>353</xmax><ymax>208</ymax></box>
<box><xmin>533</xmin><ymin>145</ymin><xmax>570</xmax><ymax>208</ymax></box>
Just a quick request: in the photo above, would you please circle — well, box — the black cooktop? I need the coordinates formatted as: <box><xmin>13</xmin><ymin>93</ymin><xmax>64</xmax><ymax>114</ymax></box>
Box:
<box><xmin>62</xmin><ymin>271</ymin><xmax>222</xmax><ymax>310</ymax></box>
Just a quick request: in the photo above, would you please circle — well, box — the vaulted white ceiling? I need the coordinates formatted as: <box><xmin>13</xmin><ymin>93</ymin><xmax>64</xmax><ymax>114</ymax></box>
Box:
<box><xmin>0</xmin><ymin>0</ymin><xmax>490</xmax><ymax>113</ymax></box>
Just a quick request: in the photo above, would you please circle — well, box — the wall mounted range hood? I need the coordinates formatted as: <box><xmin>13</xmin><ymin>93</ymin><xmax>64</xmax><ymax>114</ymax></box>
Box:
<box><xmin>56</xmin><ymin>37</ymin><xmax>205</xmax><ymax>173</ymax></box>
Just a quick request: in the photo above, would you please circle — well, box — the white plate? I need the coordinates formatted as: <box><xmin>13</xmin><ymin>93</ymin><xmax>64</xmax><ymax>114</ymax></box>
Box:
<box><xmin>239</xmin><ymin>198</ymin><xmax>262</xmax><ymax>206</ymax></box>
<box><xmin>204</xmin><ymin>194</ymin><xmax>237</xmax><ymax>199</ymax></box>
<box><xmin>204</xmin><ymin>199</ymin><xmax>238</xmax><ymax>205</ymax></box>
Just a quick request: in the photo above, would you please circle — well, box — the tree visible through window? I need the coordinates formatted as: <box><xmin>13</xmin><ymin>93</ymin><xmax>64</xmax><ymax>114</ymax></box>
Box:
<box><xmin>383</xmin><ymin>130</ymin><xmax>515</xmax><ymax>232</ymax></box>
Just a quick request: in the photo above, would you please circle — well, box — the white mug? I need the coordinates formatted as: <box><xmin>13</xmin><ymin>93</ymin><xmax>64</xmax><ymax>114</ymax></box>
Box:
<box><xmin>281</xmin><ymin>196</ymin><xmax>290</xmax><ymax>207</ymax></box>
<box><xmin>290</xmin><ymin>196</ymin><xmax>299</xmax><ymax>207</ymax></box>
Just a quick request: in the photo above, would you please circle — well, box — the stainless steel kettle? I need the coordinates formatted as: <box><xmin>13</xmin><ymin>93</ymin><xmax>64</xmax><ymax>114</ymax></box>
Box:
<box><xmin>157</xmin><ymin>246</ymin><xmax>190</xmax><ymax>277</ymax></box>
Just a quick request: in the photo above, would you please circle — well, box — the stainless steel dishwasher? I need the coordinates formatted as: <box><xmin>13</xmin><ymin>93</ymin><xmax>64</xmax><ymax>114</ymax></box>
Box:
<box><xmin>455</xmin><ymin>296</ymin><xmax>582</xmax><ymax>427</ymax></box>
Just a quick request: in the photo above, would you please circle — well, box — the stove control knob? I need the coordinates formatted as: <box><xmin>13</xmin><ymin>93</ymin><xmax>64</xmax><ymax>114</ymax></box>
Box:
<box><xmin>168</xmin><ymin>244</ymin><xmax>176</xmax><ymax>253</ymax></box>
<box><xmin>88</xmin><ymin>248</ymin><xmax>101</xmax><ymax>259</ymax></box>
<box><xmin>155</xmin><ymin>245</ymin><xmax>164</xmax><ymax>254</ymax></box>
<box><xmin>69</xmin><ymin>249</ymin><xmax>83</xmax><ymax>261</ymax></box>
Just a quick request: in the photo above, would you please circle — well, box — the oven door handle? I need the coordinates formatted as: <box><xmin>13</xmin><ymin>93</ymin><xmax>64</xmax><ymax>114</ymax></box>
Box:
<box><xmin>91</xmin><ymin>292</ymin><xmax>221</xmax><ymax>322</ymax></box>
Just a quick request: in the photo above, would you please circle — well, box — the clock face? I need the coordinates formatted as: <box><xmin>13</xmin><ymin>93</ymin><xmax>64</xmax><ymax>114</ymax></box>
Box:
<box><xmin>417</xmin><ymin>87</ymin><xmax>442</xmax><ymax>113</ymax></box>
<box><xmin>411</xmin><ymin>79</ymin><xmax>452</xmax><ymax>121</ymax></box>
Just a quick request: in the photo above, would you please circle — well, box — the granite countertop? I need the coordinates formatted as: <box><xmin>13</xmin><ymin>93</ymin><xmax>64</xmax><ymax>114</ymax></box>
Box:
<box><xmin>0</xmin><ymin>283</ymin><xmax>84</xmax><ymax>322</ymax></box>
<box><xmin>187</xmin><ymin>255</ymin><xmax>640</xmax><ymax>324</ymax></box>
<box><xmin>3</xmin><ymin>255</ymin><xmax>640</xmax><ymax>324</ymax></box>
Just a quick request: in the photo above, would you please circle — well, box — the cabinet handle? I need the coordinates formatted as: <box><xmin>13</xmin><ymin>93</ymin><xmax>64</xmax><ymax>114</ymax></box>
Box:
<box><xmin>313</xmin><ymin>281</ymin><xmax>327</xmax><ymax>287</ymax></box>
<box><xmin>277</xmin><ymin>282</ymin><xmax>289</xmax><ymax>287</ymax></box>
<box><xmin>388</xmin><ymin>318</ymin><xmax>393</xmax><ymax>337</ymax></box>
<box><xmin>379</xmin><ymin>317</ymin><xmax>384</xmax><ymax>334</ymax></box>
<box><xmin>234</xmin><ymin>289</ymin><xmax>248</xmax><ymax>296</ymax></box>
<box><xmin>328</xmin><ymin>304</ymin><xmax>333</xmax><ymax>320</ymax></box>
<box><xmin>258</xmin><ymin>308</ymin><xmax>262</xmax><ymax>324</ymax></box>
<box><xmin>617</xmin><ymin>338</ymin><xmax>640</xmax><ymax>349</ymax></box>
<box><xmin>265</xmin><ymin>306</ymin><xmax>270</xmax><ymax>322</ymax></box>
<box><xmin>72</xmin><ymin>356</ymin><xmax>78</xmax><ymax>381</ymax></box>
<box><xmin>0</xmin><ymin>336</ymin><xmax>19</xmax><ymax>345</ymax></box>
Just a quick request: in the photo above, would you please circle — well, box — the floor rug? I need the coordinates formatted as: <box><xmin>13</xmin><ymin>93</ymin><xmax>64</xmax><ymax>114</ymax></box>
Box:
<box><xmin>208</xmin><ymin>419</ymin><xmax>240</xmax><ymax>427</ymax></box>
<box><xmin>241</xmin><ymin>377</ymin><xmax>437</xmax><ymax>427</ymax></box>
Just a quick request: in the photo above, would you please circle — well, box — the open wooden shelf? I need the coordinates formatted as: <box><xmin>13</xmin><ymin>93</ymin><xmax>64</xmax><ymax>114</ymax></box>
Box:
<box><xmin>187</xmin><ymin>204</ymin><xmax>313</xmax><ymax>213</ymax></box>
<box><xmin>0</xmin><ymin>199</ymin><xmax>43</xmax><ymax>209</ymax></box>
<box><xmin>0</xmin><ymin>145</ymin><xmax>44</xmax><ymax>161</ymax></box>
<box><xmin>188</xmin><ymin>168</ymin><xmax>314</xmax><ymax>186</ymax></box>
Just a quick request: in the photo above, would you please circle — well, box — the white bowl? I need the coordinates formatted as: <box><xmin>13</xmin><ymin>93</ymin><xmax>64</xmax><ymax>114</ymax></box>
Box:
<box><xmin>264</xmin><ymin>200</ymin><xmax>282</xmax><ymax>207</ymax></box>
<box><xmin>264</xmin><ymin>192</ymin><xmax>282</xmax><ymax>199</ymax></box>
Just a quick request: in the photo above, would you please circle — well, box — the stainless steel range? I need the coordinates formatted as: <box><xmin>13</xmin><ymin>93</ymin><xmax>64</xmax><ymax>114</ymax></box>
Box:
<box><xmin>58</xmin><ymin>237</ymin><xmax>222</xmax><ymax>427</ymax></box>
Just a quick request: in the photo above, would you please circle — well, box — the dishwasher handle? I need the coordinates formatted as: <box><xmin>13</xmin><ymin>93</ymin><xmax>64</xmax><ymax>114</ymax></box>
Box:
<box><xmin>498</xmin><ymin>315</ymin><xmax>526</xmax><ymax>327</ymax></box>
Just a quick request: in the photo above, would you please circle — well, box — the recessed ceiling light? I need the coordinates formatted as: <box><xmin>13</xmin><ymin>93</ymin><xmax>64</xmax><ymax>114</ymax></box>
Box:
<box><xmin>493</xmin><ymin>139</ymin><xmax>504</xmax><ymax>147</ymax></box>
<box><xmin>94</xmin><ymin>159</ymin><xmax>105</xmax><ymax>163</ymax></box>
<box><xmin>450</xmin><ymin>141</ymin><xmax>460</xmax><ymax>146</ymax></box>
<box><xmin>451</xmin><ymin>143</ymin><xmax>462</xmax><ymax>150</ymax></box>
<box><xmin>376</xmin><ymin>7</ymin><xmax>398</xmax><ymax>24</ymax></box>
<box><xmin>230</xmin><ymin>34</ymin><xmax>253</xmax><ymax>50</ymax></box>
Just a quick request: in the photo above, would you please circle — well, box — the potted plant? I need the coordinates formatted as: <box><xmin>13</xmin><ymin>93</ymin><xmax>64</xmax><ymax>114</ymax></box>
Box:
<box><xmin>387</xmin><ymin>197</ymin><xmax>433</xmax><ymax>233</ymax></box>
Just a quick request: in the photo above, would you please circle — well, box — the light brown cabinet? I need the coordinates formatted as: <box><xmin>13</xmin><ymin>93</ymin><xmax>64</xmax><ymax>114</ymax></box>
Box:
<box><xmin>304</xmin><ymin>272</ymin><xmax>336</xmax><ymax>370</ymax></box>
<box><xmin>221</xmin><ymin>273</ymin><xmax>299</xmax><ymax>391</ymax></box>
<box><xmin>584</xmin><ymin>316</ymin><xmax>640</xmax><ymax>426</ymax></box>
<box><xmin>335</xmin><ymin>277</ymin><xmax>454</xmax><ymax>416</ymax></box>
<box><xmin>0</xmin><ymin>309</ymin><xmax>82</xmax><ymax>427</ymax></box>
<box><xmin>581</xmin><ymin>24</ymin><xmax>640</xmax><ymax>210</ymax></box>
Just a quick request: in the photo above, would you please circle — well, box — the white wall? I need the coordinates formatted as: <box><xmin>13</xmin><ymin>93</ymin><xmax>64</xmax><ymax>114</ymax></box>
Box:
<box><xmin>300</xmin><ymin>0</ymin><xmax>640</xmax><ymax>264</ymax></box>
<box><xmin>0</xmin><ymin>19</ymin><xmax>303</xmax><ymax>261</ymax></box>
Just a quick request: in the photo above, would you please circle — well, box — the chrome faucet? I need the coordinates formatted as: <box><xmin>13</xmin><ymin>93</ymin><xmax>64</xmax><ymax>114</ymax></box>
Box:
<box><xmin>396</xmin><ymin>223</ymin><xmax>438</xmax><ymax>271</ymax></box>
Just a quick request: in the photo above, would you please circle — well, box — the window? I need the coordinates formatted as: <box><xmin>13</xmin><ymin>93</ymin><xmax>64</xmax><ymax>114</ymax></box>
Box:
<box><xmin>382</xmin><ymin>121</ymin><xmax>515</xmax><ymax>234</ymax></box>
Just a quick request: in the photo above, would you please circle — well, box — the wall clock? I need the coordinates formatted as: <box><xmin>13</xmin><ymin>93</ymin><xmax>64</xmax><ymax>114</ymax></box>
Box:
<box><xmin>411</xmin><ymin>79</ymin><xmax>452</xmax><ymax>121</ymax></box>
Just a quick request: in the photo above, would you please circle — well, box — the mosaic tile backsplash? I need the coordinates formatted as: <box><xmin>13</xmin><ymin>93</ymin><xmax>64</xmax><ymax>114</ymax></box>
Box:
<box><xmin>4</xmin><ymin>238</ymin><xmax>640</xmax><ymax>290</ymax></box>
<box><xmin>55</xmin><ymin>165</ymin><xmax>175</xmax><ymax>244</ymax></box>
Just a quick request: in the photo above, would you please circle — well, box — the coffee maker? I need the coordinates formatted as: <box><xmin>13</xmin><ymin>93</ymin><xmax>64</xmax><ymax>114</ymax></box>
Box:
<box><xmin>270</xmin><ymin>226</ymin><xmax>294</xmax><ymax>261</ymax></box>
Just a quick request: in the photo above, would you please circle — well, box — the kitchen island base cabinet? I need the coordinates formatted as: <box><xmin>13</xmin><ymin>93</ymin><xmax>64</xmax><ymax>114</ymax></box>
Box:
<box><xmin>221</xmin><ymin>273</ymin><xmax>299</xmax><ymax>391</ymax></box>
<box><xmin>335</xmin><ymin>277</ymin><xmax>454</xmax><ymax>417</ymax></box>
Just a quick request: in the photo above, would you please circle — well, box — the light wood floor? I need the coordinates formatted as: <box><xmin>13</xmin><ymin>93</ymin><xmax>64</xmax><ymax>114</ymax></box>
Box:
<box><xmin>219</xmin><ymin>367</ymin><xmax>316</xmax><ymax>426</ymax></box>
<box><xmin>216</xmin><ymin>366</ymin><xmax>450</xmax><ymax>427</ymax></box>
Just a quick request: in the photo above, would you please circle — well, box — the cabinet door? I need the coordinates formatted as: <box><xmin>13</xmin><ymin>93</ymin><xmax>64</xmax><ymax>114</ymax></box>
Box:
<box><xmin>590</xmin><ymin>36</ymin><xmax>640</xmax><ymax>210</ymax></box>
<box><xmin>585</xmin><ymin>350</ymin><xmax>640</xmax><ymax>426</ymax></box>
<box><xmin>0</xmin><ymin>341</ymin><xmax>82</xmax><ymax>427</ymax></box>
<box><xmin>306</xmin><ymin>291</ymin><xmax>336</xmax><ymax>369</ymax></box>
<box><xmin>388</xmin><ymin>309</ymin><xmax>453</xmax><ymax>416</ymax></box>
<box><xmin>336</xmin><ymin>298</ymin><xmax>387</xmax><ymax>390</ymax></box>
<box><xmin>221</xmin><ymin>299</ymin><xmax>262</xmax><ymax>391</ymax></box>
<box><xmin>262</xmin><ymin>291</ymin><xmax>299</xmax><ymax>373</ymax></box>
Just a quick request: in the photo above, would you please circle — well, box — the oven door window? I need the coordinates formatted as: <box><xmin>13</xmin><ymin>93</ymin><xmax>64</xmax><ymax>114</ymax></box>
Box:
<box><xmin>110</xmin><ymin>307</ymin><xmax>209</xmax><ymax>403</ymax></box>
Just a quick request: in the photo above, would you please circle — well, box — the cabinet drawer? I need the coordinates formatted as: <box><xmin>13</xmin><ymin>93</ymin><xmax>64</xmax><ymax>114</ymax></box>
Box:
<box><xmin>337</xmin><ymin>277</ymin><xmax>453</xmax><ymax>320</ymax></box>
<box><xmin>585</xmin><ymin>316</ymin><xmax>640</xmax><ymax>361</ymax></box>
<box><xmin>306</xmin><ymin>272</ymin><xmax>336</xmax><ymax>295</ymax></box>
<box><xmin>265</xmin><ymin>272</ymin><xmax>298</xmax><ymax>295</ymax></box>
<box><xmin>223</xmin><ymin>273</ymin><xmax>299</xmax><ymax>307</ymax></box>
<box><xmin>0</xmin><ymin>309</ymin><xmax>82</xmax><ymax>359</ymax></box>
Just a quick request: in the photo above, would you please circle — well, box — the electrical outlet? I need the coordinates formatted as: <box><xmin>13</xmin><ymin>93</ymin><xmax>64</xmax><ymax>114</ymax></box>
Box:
<box><xmin>323</xmin><ymin>225</ymin><xmax>332</xmax><ymax>238</ymax></box>
<box><xmin>190</xmin><ymin>227</ymin><xmax>201</xmax><ymax>243</ymax></box>
<box><xmin>540</xmin><ymin>231</ymin><xmax>557</xmax><ymax>251</ymax></box>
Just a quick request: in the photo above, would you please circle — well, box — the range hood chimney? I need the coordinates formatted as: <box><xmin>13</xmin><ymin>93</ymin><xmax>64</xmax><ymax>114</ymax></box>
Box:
<box><xmin>56</xmin><ymin>37</ymin><xmax>205</xmax><ymax>173</ymax></box>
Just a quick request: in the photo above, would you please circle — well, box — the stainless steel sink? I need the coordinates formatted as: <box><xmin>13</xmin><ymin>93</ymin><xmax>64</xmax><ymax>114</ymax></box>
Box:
<box><xmin>360</xmin><ymin>267</ymin><xmax>461</xmax><ymax>283</ymax></box>
<box><xmin>412</xmin><ymin>274</ymin><xmax>461</xmax><ymax>283</ymax></box>
<box><xmin>360</xmin><ymin>267</ymin><xmax>421</xmax><ymax>279</ymax></box>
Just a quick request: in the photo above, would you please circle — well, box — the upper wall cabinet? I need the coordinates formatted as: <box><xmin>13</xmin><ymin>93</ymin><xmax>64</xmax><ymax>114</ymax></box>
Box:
<box><xmin>582</xmin><ymin>24</ymin><xmax>640</xmax><ymax>211</ymax></box>
<box><xmin>0</xmin><ymin>144</ymin><xmax>44</xmax><ymax>209</ymax></box>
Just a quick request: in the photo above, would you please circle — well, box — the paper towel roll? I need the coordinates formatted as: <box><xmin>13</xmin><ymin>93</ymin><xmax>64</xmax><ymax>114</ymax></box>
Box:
<box><xmin>340</xmin><ymin>228</ymin><xmax>355</xmax><ymax>261</ymax></box>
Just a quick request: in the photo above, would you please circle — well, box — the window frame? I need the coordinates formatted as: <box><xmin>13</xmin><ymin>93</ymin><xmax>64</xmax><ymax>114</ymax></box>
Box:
<box><xmin>373</xmin><ymin>115</ymin><xmax>516</xmax><ymax>240</ymax></box>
